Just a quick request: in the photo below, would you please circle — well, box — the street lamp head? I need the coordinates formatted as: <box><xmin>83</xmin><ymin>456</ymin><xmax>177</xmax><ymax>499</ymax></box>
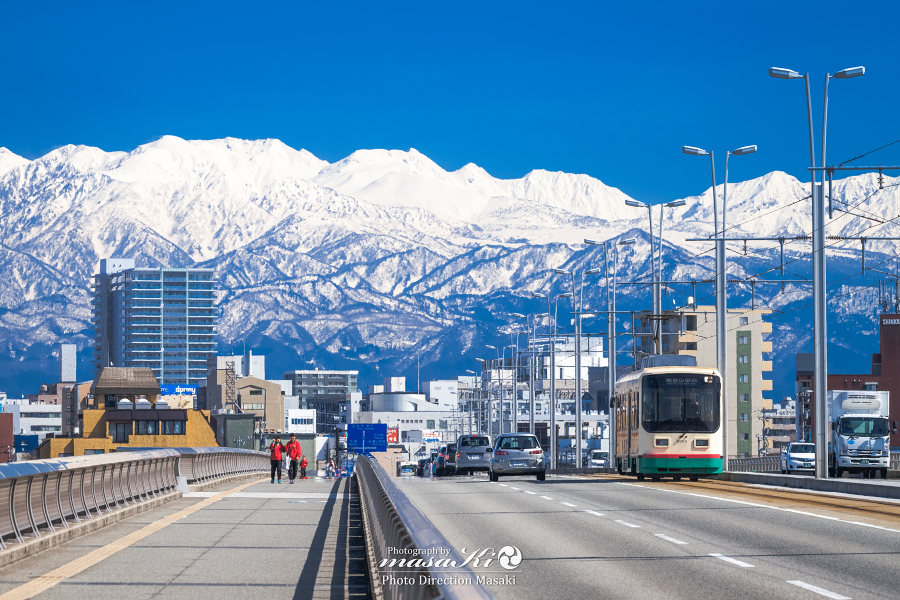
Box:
<box><xmin>486</xmin><ymin>345</ymin><xmax>497</xmax><ymax>350</ymax></box>
<box><xmin>834</xmin><ymin>66</ymin><xmax>865</xmax><ymax>79</ymax></box>
<box><xmin>531</xmin><ymin>292</ymin><xmax>547</xmax><ymax>298</ymax></box>
<box><xmin>558</xmin><ymin>292</ymin><xmax>573</xmax><ymax>298</ymax></box>
<box><xmin>584</xmin><ymin>267</ymin><xmax>603</xmax><ymax>275</ymax></box>
<box><xmin>475</xmin><ymin>358</ymin><xmax>485</xmax><ymax>363</ymax></box>
<box><xmin>553</xmin><ymin>268</ymin><xmax>572</xmax><ymax>275</ymax></box>
<box><xmin>466</xmin><ymin>370</ymin><xmax>475</xmax><ymax>374</ymax></box>
<box><xmin>731</xmin><ymin>145</ymin><xmax>757</xmax><ymax>156</ymax></box>
<box><xmin>769</xmin><ymin>67</ymin><xmax>802</xmax><ymax>80</ymax></box>
<box><xmin>624</xmin><ymin>199</ymin><xmax>647</xmax><ymax>208</ymax></box>
<box><xmin>682</xmin><ymin>146</ymin><xmax>709</xmax><ymax>156</ymax></box>
<box><xmin>664</xmin><ymin>199</ymin><xmax>687</xmax><ymax>208</ymax></box>
<box><xmin>583</xmin><ymin>238</ymin><xmax>602</xmax><ymax>246</ymax></box>
<box><xmin>619</xmin><ymin>238</ymin><xmax>637</xmax><ymax>245</ymax></box>
<box><xmin>509</xmin><ymin>312</ymin><xmax>526</xmax><ymax>319</ymax></box>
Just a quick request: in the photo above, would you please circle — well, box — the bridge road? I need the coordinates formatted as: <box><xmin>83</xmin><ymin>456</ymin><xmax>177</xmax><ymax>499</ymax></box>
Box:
<box><xmin>400</xmin><ymin>474</ymin><xmax>900</xmax><ymax>600</ymax></box>
<box><xmin>0</xmin><ymin>477</ymin><xmax>369</xmax><ymax>600</ymax></box>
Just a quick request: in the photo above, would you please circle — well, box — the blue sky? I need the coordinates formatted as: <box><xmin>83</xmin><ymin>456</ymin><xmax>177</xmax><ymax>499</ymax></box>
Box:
<box><xmin>1</xmin><ymin>1</ymin><xmax>898</xmax><ymax>203</ymax></box>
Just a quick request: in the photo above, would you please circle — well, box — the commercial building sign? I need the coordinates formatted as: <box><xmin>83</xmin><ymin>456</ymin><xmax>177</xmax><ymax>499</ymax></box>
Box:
<box><xmin>160</xmin><ymin>385</ymin><xmax>198</xmax><ymax>395</ymax></box>
<box><xmin>387</xmin><ymin>427</ymin><xmax>399</xmax><ymax>443</ymax></box>
<box><xmin>423</xmin><ymin>430</ymin><xmax>442</xmax><ymax>443</ymax></box>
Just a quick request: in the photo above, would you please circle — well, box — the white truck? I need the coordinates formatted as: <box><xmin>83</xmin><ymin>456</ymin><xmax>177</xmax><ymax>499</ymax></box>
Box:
<box><xmin>826</xmin><ymin>390</ymin><xmax>891</xmax><ymax>479</ymax></box>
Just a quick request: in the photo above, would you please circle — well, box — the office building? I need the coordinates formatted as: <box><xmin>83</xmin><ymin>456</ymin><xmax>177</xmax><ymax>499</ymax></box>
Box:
<box><xmin>423</xmin><ymin>380</ymin><xmax>459</xmax><ymax>407</ymax></box>
<box><xmin>284</xmin><ymin>369</ymin><xmax>358</xmax><ymax>435</ymax></box>
<box><xmin>92</xmin><ymin>258</ymin><xmax>217</xmax><ymax>385</ymax></box>
<box><xmin>59</xmin><ymin>343</ymin><xmax>77</xmax><ymax>383</ymax></box>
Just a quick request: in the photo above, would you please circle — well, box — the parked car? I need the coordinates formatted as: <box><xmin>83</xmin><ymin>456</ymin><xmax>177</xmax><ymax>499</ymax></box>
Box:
<box><xmin>781</xmin><ymin>442</ymin><xmax>815</xmax><ymax>474</ymax></box>
<box><xmin>456</xmin><ymin>435</ymin><xmax>493</xmax><ymax>474</ymax></box>
<box><xmin>416</xmin><ymin>459</ymin><xmax>429</xmax><ymax>477</ymax></box>
<box><xmin>489</xmin><ymin>433</ymin><xmax>545</xmax><ymax>481</ymax></box>
<box><xmin>436</xmin><ymin>445</ymin><xmax>450</xmax><ymax>476</ymax></box>
<box><xmin>590</xmin><ymin>450</ymin><xmax>609</xmax><ymax>468</ymax></box>
<box><xmin>443</xmin><ymin>442</ymin><xmax>458</xmax><ymax>475</ymax></box>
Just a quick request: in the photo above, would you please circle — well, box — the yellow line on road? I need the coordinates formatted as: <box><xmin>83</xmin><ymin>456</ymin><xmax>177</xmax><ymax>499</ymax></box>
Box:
<box><xmin>0</xmin><ymin>478</ymin><xmax>266</xmax><ymax>600</ymax></box>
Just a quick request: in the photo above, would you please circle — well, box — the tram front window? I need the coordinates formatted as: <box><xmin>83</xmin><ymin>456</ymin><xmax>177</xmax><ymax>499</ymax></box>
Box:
<box><xmin>642</xmin><ymin>374</ymin><xmax>720</xmax><ymax>433</ymax></box>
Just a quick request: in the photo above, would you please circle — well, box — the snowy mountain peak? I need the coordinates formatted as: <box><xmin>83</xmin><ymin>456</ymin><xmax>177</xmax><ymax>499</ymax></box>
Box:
<box><xmin>0</xmin><ymin>148</ymin><xmax>29</xmax><ymax>175</ymax></box>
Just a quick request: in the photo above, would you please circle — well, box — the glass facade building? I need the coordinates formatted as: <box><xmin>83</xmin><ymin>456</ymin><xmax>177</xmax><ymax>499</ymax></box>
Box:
<box><xmin>92</xmin><ymin>259</ymin><xmax>217</xmax><ymax>385</ymax></box>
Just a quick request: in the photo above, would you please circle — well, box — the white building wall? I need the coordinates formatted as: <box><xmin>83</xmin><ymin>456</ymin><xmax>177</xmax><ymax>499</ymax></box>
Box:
<box><xmin>423</xmin><ymin>380</ymin><xmax>458</xmax><ymax>407</ymax></box>
<box><xmin>285</xmin><ymin>409</ymin><xmax>316</xmax><ymax>434</ymax></box>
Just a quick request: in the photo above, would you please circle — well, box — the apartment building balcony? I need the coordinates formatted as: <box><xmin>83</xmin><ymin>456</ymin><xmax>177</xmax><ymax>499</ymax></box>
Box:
<box><xmin>761</xmin><ymin>379</ymin><xmax>773</xmax><ymax>391</ymax></box>
<box><xmin>761</xmin><ymin>360</ymin><xmax>773</xmax><ymax>372</ymax></box>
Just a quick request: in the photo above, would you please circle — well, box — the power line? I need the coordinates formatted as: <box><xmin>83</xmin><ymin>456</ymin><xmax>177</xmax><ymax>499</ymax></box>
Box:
<box><xmin>839</xmin><ymin>138</ymin><xmax>900</xmax><ymax>168</ymax></box>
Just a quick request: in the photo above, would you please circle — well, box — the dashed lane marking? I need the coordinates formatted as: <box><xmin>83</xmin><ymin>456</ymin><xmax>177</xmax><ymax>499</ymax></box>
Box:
<box><xmin>509</xmin><ymin>487</ymin><xmax>520</xmax><ymax>490</ymax></box>
<box><xmin>498</xmin><ymin>484</ymin><xmax>508</xmax><ymax>487</ymax></box>
<box><xmin>709</xmin><ymin>554</ymin><xmax>754</xmax><ymax>568</ymax></box>
<box><xmin>654</xmin><ymin>534</ymin><xmax>688</xmax><ymax>545</ymax></box>
<box><xmin>615</xmin><ymin>520</ymin><xmax>641</xmax><ymax>528</ymax></box>
<box><xmin>540</xmin><ymin>496</ymin><xmax>555</xmax><ymax>500</ymax></box>
<box><xmin>524</xmin><ymin>491</ymin><xmax>537</xmax><ymax>495</ymax></box>
<box><xmin>786</xmin><ymin>580</ymin><xmax>851</xmax><ymax>599</ymax></box>
<box><xmin>560</xmin><ymin>502</ymin><xmax>577</xmax><ymax>507</ymax></box>
<box><xmin>584</xmin><ymin>510</ymin><xmax>605</xmax><ymax>517</ymax></box>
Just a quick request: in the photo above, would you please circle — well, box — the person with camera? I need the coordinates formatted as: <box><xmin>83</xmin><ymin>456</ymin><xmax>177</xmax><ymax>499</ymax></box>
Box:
<box><xmin>285</xmin><ymin>433</ymin><xmax>303</xmax><ymax>484</ymax></box>
<box><xmin>269</xmin><ymin>436</ymin><xmax>286</xmax><ymax>484</ymax></box>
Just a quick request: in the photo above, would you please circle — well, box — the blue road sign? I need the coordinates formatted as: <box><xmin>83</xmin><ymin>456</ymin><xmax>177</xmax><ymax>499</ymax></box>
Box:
<box><xmin>347</xmin><ymin>424</ymin><xmax>387</xmax><ymax>453</ymax></box>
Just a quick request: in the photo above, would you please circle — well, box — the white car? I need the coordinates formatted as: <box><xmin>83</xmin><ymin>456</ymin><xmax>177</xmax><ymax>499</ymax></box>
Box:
<box><xmin>590</xmin><ymin>450</ymin><xmax>609</xmax><ymax>468</ymax></box>
<box><xmin>781</xmin><ymin>443</ymin><xmax>815</xmax><ymax>474</ymax></box>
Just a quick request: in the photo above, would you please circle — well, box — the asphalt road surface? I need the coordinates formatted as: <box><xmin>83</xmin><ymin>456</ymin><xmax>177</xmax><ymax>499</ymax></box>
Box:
<box><xmin>398</xmin><ymin>473</ymin><xmax>900</xmax><ymax>600</ymax></box>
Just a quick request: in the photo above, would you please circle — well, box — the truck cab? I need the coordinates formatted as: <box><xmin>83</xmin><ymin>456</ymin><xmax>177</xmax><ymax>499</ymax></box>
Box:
<box><xmin>827</xmin><ymin>391</ymin><xmax>891</xmax><ymax>479</ymax></box>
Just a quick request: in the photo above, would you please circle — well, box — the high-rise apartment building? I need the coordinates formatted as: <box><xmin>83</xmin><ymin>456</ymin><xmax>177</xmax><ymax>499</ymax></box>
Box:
<box><xmin>92</xmin><ymin>258</ymin><xmax>217</xmax><ymax>385</ymax></box>
<box><xmin>284</xmin><ymin>369</ymin><xmax>358</xmax><ymax>435</ymax></box>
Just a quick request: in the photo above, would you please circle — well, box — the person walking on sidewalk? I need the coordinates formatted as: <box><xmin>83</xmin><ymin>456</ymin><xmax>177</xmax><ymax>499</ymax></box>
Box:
<box><xmin>299</xmin><ymin>456</ymin><xmax>309</xmax><ymax>480</ymax></box>
<box><xmin>269</xmin><ymin>436</ymin><xmax>286</xmax><ymax>483</ymax></box>
<box><xmin>285</xmin><ymin>433</ymin><xmax>303</xmax><ymax>484</ymax></box>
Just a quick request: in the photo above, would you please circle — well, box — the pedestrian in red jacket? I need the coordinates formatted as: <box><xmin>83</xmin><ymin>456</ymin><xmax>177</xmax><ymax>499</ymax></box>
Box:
<box><xmin>285</xmin><ymin>433</ymin><xmax>303</xmax><ymax>484</ymax></box>
<box><xmin>269</xmin><ymin>436</ymin><xmax>286</xmax><ymax>483</ymax></box>
<box><xmin>300</xmin><ymin>457</ymin><xmax>309</xmax><ymax>480</ymax></box>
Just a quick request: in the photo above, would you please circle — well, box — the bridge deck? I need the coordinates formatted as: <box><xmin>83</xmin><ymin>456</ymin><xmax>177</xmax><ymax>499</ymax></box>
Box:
<box><xmin>0</xmin><ymin>477</ymin><xmax>369</xmax><ymax>600</ymax></box>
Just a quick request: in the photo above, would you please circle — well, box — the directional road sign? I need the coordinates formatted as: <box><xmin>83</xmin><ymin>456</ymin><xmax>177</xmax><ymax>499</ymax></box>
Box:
<box><xmin>347</xmin><ymin>424</ymin><xmax>387</xmax><ymax>454</ymax></box>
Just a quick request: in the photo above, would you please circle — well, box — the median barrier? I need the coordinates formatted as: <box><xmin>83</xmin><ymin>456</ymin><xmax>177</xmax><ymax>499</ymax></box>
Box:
<box><xmin>355</xmin><ymin>455</ymin><xmax>496</xmax><ymax>600</ymax></box>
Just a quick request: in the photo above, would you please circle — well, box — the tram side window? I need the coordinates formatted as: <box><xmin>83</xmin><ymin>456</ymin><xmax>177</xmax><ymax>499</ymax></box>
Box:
<box><xmin>641</xmin><ymin>374</ymin><xmax>720</xmax><ymax>433</ymax></box>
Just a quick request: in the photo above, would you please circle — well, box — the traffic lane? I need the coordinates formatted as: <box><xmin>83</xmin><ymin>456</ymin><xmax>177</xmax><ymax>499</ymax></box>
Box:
<box><xmin>476</xmin><ymin>475</ymin><xmax>900</xmax><ymax>599</ymax></box>
<box><xmin>400</xmin><ymin>476</ymin><xmax>790</xmax><ymax>600</ymax></box>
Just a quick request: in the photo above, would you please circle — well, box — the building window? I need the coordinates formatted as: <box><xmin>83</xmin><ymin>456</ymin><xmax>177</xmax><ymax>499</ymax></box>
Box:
<box><xmin>739</xmin><ymin>355</ymin><xmax>749</xmax><ymax>364</ymax></box>
<box><xmin>739</xmin><ymin>375</ymin><xmax>749</xmax><ymax>383</ymax></box>
<box><xmin>105</xmin><ymin>395</ymin><xmax>117</xmax><ymax>409</ymax></box>
<box><xmin>739</xmin><ymin>336</ymin><xmax>748</xmax><ymax>344</ymax></box>
<box><xmin>66</xmin><ymin>418</ymin><xmax>74</xmax><ymax>425</ymax></box>
<box><xmin>248</xmin><ymin>390</ymin><xmax>263</xmax><ymax>395</ymax></box>
<box><xmin>110</xmin><ymin>422</ymin><xmax>131</xmax><ymax>443</ymax></box>
<box><xmin>136</xmin><ymin>420</ymin><xmax>158</xmax><ymax>435</ymax></box>
<box><xmin>740</xmin><ymin>433</ymin><xmax>749</xmax><ymax>441</ymax></box>
<box><xmin>66</xmin><ymin>405</ymin><xmax>73</xmax><ymax>412</ymax></box>
<box><xmin>739</xmin><ymin>394</ymin><xmax>749</xmax><ymax>402</ymax></box>
<box><xmin>740</xmin><ymin>317</ymin><xmax>749</xmax><ymax>325</ymax></box>
<box><xmin>739</xmin><ymin>414</ymin><xmax>749</xmax><ymax>422</ymax></box>
<box><xmin>84</xmin><ymin>449</ymin><xmax>105</xmax><ymax>455</ymax></box>
<box><xmin>161</xmin><ymin>420</ymin><xmax>185</xmax><ymax>435</ymax></box>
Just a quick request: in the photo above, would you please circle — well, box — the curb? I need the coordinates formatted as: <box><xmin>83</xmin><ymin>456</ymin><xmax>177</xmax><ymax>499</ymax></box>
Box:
<box><xmin>718</xmin><ymin>471</ymin><xmax>900</xmax><ymax>500</ymax></box>
<box><xmin>187</xmin><ymin>471</ymin><xmax>269</xmax><ymax>492</ymax></box>
<box><xmin>0</xmin><ymin>491</ymin><xmax>182</xmax><ymax>569</ymax></box>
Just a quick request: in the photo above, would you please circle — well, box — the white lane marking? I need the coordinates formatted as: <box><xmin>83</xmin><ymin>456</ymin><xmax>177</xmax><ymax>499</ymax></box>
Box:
<box><xmin>616</xmin><ymin>482</ymin><xmax>900</xmax><ymax>534</ymax></box>
<box><xmin>540</xmin><ymin>496</ymin><xmax>555</xmax><ymax>500</ymax></box>
<box><xmin>786</xmin><ymin>580</ymin><xmax>851</xmax><ymax>599</ymax></box>
<box><xmin>498</xmin><ymin>484</ymin><xmax>508</xmax><ymax>487</ymax></box>
<box><xmin>584</xmin><ymin>510</ymin><xmax>605</xmax><ymax>517</ymax></box>
<box><xmin>709</xmin><ymin>553</ymin><xmax>754</xmax><ymax>568</ymax></box>
<box><xmin>654</xmin><ymin>534</ymin><xmax>687</xmax><ymax>545</ymax></box>
<box><xmin>184</xmin><ymin>492</ymin><xmax>344</xmax><ymax>499</ymax></box>
<box><xmin>615</xmin><ymin>520</ymin><xmax>641</xmax><ymax>528</ymax></box>
<box><xmin>560</xmin><ymin>502</ymin><xmax>577</xmax><ymax>507</ymax></box>
<box><xmin>524</xmin><ymin>491</ymin><xmax>537</xmax><ymax>495</ymax></box>
<box><xmin>509</xmin><ymin>487</ymin><xmax>520</xmax><ymax>490</ymax></box>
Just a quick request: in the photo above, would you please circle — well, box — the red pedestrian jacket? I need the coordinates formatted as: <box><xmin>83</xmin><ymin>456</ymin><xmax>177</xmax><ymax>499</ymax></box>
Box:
<box><xmin>269</xmin><ymin>442</ymin><xmax>286</xmax><ymax>460</ymax></box>
<box><xmin>300</xmin><ymin>458</ymin><xmax>308</xmax><ymax>468</ymax></box>
<box><xmin>285</xmin><ymin>440</ymin><xmax>302</xmax><ymax>460</ymax></box>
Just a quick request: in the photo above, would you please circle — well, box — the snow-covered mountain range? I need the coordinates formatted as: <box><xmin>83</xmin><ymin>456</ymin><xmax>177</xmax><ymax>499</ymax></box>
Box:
<box><xmin>1</xmin><ymin>136</ymin><xmax>898</xmax><ymax>398</ymax></box>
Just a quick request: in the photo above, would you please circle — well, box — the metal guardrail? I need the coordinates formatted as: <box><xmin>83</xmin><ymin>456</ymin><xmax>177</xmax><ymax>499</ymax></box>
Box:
<box><xmin>355</xmin><ymin>456</ymin><xmax>496</xmax><ymax>600</ymax></box>
<box><xmin>727</xmin><ymin>456</ymin><xmax>781</xmax><ymax>472</ymax></box>
<box><xmin>0</xmin><ymin>447</ymin><xmax>269</xmax><ymax>550</ymax></box>
<box><xmin>0</xmin><ymin>449</ymin><xmax>179</xmax><ymax>549</ymax></box>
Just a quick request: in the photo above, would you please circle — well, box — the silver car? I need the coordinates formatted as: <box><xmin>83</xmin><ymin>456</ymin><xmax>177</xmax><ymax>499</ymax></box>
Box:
<box><xmin>489</xmin><ymin>433</ymin><xmax>546</xmax><ymax>481</ymax></box>
<box><xmin>456</xmin><ymin>435</ymin><xmax>492</xmax><ymax>474</ymax></box>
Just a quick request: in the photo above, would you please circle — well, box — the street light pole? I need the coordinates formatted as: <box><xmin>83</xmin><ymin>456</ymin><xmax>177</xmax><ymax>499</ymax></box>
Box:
<box><xmin>769</xmin><ymin>64</ymin><xmax>864</xmax><ymax>479</ymax></box>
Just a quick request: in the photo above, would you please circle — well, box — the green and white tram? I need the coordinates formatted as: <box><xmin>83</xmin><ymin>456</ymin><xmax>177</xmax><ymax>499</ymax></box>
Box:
<box><xmin>614</xmin><ymin>357</ymin><xmax>723</xmax><ymax>480</ymax></box>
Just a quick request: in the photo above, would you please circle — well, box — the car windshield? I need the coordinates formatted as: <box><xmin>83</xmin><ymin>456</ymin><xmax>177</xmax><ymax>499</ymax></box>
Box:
<box><xmin>840</xmin><ymin>417</ymin><xmax>889</xmax><ymax>437</ymax></box>
<box><xmin>790</xmin><ymin>444</ymin><xmax>815</xmax><ymax>454</ymax></box>
<box><xmin>642</xmin><ymin>373</ymin><xmax>720</xmax><ymax>433</ymax></box>
<box><xmin>447</xmin><ymin>444</ymin><xmax>456</xmax><ymax>453</ymax></box>
<box><xmin>498</xmin><ymin>436</ymin><xmax>538</xmax><ymax>450</ymax></box>
<box><xmin>461</xmin><ymin>437</ymin><xmax>490</xmax><ymax>447</ymax></box>
<box><xmin>591</xmin><ymin>451</ymin><xmax>608</xmax><ymax>460</ymax></box>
